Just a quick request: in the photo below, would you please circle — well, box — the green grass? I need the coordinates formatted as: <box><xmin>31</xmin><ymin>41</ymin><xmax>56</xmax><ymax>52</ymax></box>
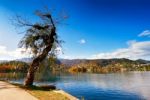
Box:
<box><xmin>27</xmin><ymin>90</ymin><xmax>69</xmax><ymax>100</ymax></box>
<box><xmin>11</xmin><ymin>83</ymin><xmax>70</xmax><ymax>100</ymax></box>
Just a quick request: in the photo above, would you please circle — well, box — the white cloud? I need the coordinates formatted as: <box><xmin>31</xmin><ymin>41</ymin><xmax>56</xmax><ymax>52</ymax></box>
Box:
<box><xmin>0</xmin><ymin>45</ymin><xmax>64</xmax><ymax>60</ymax></box>
<box><xmin>79</xmin><ymin>39</ymin><xmax>86</xmax><ymax>44</ymax></box>
<box><xmin>91</xmin><ymin>41</ymin><xmax>150</xmax><ymax>60</ymax></box>
<box><xmin>138</xmin><ymin>30</ymin><xmax>150</xmax><ymax>37</ymax></box>
<box><xmin>0</xmin><ymin>45</ymin><xmax>31</xmax><ymax>60</ymax></box>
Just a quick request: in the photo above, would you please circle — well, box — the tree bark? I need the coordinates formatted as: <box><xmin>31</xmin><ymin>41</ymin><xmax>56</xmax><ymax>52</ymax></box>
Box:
<box><xmin>24</xmin><ymin>28</ymin><xmax>56</xmax><ymax>86</ymax></box>
<box><xmin>24</xmin><ymin>66</ymin><xmax>35</xmax><ymax>86</ymax></box>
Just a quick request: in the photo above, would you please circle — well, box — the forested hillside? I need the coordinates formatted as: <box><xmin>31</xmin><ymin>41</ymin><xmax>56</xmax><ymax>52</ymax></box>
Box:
<box><xmin>0</xmin><ymin>61</ymin><xmax>29</xmax><ymax>72</ymax></box>
<box><xmin>59</xmin><ymin>58</ymin><xmax>150</xmax><ymax>73</ymax></box>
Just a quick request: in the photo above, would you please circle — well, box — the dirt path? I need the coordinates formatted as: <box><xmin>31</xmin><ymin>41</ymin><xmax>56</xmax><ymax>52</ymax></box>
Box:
<box><xmin>0</xmin><ymin>81</ymin><xmax>38</xmax><ymax>100</ymax></box>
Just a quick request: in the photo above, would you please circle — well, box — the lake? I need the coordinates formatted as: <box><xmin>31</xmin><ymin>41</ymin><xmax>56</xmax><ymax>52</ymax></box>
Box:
<box><xmin>0</xmin><ymin>71</ymin><xmax>150</xmax><ymax>100</ymax></box>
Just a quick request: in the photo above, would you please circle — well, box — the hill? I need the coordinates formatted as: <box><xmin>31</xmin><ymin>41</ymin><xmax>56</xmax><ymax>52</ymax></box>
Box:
<box><xmin>59</xmin><ymin>58</ymin><xmax>149</xmax><ymax>67</ymax></box>
<box><xmin>59</xmin><ymin>58</ymin><xmax>150</xmax><ymax>73</ymax></box>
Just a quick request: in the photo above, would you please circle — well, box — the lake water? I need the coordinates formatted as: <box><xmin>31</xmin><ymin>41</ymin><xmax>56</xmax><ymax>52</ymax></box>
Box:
<box><xmin>1</xmin><ymin>71</ymin><xmax>150</xmax><ymax>100</ymax></box>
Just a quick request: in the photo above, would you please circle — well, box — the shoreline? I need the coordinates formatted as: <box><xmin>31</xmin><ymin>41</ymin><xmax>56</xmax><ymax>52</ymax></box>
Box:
<box><xmin>0</xmin><ymin>81</ymin><xmax>78</xmax><ymax>100</ymax></box>
<box><xmin>54</xmin><ymin>90</ymin><xmax>79</xmax><ymax>100</ymax></box>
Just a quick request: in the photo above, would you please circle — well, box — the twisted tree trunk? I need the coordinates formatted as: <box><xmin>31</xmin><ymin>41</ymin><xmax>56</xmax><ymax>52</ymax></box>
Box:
<box><xmin>24</xmin><ymin>28</ymin><xmax>56</xmax><ymax>86</ymax></box>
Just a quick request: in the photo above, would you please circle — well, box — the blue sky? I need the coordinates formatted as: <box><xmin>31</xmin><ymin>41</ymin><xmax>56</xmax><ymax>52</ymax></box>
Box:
<box><xmin>0</xmin><ymin>0</ymin><xmax>150</xmax><ymax>60</ymax></box>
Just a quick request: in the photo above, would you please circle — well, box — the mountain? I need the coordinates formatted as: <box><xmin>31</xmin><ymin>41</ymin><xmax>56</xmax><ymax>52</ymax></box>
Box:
<box><xmin>16</xmin><ymin>58</ymin><xmax>33</xmax><ymax>63</ymax></box>
<box><xmin>59</xmin><ymin>59</ymin><xmax>87</xmax><ymax>66</ymax></box>
<box><xmin>59</xmin><ymin>58</ymin><xmax>150</xmax><ymax>73</ymax></box>
<box><xmin>1</xmin><ymin>58</ymin><xmax>150</xmax><ymax>67</ymax></box>
<box><xmin>0</xmin><ymin>58</ymin><xmax>32</xmax><ymax>63</ymax></box>
<box><xmin>135</xmin><ymin>59</ymin><xmax>150</xmax><ymax>64</ymax></box>
<box><xmin>59</xmin><ymin>58</ymin><xmax>150</xmax><ymax>67</ymax></box>
<box><xmin>0</xmin><ymin>60</ymin><xmax>8</xmax><ymax>63</ymax></box>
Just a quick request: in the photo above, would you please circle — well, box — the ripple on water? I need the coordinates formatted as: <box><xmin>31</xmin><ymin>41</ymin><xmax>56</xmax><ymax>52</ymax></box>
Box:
<box><xmin>1</xmin><ymin>72</ymin><xmax>150</xmax><ymax>100</ymax></box>
<box><xmin>56</xmin><ymin>82</ymin><xmax>145</xmax><ymax>100</ymax></box>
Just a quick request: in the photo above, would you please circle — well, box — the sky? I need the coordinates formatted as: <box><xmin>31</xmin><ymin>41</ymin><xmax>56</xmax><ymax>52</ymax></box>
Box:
<box><xmin>0</xmin><ymin>0</ymin><xmax>150</xmax><ymax>60</ymax></box>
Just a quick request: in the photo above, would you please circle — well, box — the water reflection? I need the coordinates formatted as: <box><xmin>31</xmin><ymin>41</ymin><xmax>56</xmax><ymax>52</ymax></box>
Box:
<box><xmin>55</xmin><ymin>72</ymin><xmax>149</xmax><ymax>99</ymax></box>
<box><xmin>85</xmin><ymin>72</ymin><xmax>150</xmax><ymax>99</ymax></box>
<box><xmin>0</xmin><ymin>72</ymin><xmax>26</xmax><ymax>81</ymax></box>
<box><xmin>0</xmin><ymin>72</ymin><xmax>150</xmax><ymax>100</ymax></box>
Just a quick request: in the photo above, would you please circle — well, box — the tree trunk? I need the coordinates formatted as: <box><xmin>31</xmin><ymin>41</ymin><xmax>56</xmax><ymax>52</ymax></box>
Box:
<box><xmin>24</xmin><ymin>44</ymin><xmax>53</xmax><ymax>86</ymax></box>
<box><xmin>24</xmin><ymin>28</ymin><xmax>56</xmax><ymax>86</ymax></box>
<box><xmin>24</xmin><ymin>66</ymin><xmax>35</xmax><ymax>86</ymax></box>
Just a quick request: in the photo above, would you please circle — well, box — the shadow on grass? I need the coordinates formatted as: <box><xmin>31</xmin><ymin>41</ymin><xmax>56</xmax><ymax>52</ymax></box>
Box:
<box><xmin>11</xmin><ymin>83</ymin><xmax>56</xmax><ymax>91</ymax></box>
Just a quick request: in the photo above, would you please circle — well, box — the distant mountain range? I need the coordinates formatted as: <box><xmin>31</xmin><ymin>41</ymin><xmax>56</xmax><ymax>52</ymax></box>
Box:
<box><xmin>0</xmin><ymin>58</ymin><xmax>33</xmax><ymax>63</ymax></box>
<box><xmin>1</xmin><ymin>58</ymin><xmax>150</xmax><ymax>72</ymax></box>
<box><xmin>59</xmin><ymin>58</ymin><xmax>150</xmax><ymax>67</ymax></box>
<box><xmin>1</xmin><ymin>58</ymin><xmax>150</xmax><ymax>67</ymax></box>
<box><xmin>16</xmin><ymin>58</ymin><xmax>33</xmax><ymax>63</ymax></box>
<box><xmin>0</xmin><ymin>60</ymin><xmax>8</xmax><ymax>63</ymax></box>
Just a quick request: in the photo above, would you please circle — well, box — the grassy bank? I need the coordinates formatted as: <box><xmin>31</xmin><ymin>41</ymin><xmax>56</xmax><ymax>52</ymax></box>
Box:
<box><xmin>27</xmin><ymin>89</ymin><xmax>69</xmax><ymax>100</ymax></box>
<box><xmin>11</xmin><ymin>83</ymin><xmax>70</xmax><ymax>100</ymax></box>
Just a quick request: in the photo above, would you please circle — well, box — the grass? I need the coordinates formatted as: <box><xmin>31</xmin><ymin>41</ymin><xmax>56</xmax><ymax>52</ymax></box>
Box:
<box><xmin>27</xmin><ymin>89</ymin><xmax>70</xmax><ymax>100</ymax></box>
<box><xmin>11</xmin><ymin>83</ymin><xmax>70</xmax><ymax>100</ymax></box>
